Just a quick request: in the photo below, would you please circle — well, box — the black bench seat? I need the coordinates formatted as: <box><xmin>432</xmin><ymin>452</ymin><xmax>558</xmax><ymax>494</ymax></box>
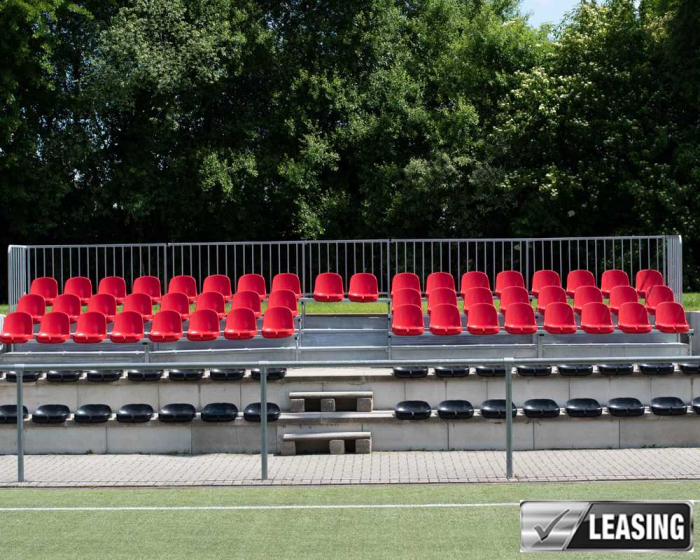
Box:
<box><xmin>433</xmin><ymin>366</ymin><xmax>469</xmax><ymax>378</ymax></box>
<box><xmin>201</xmin><ymin>402</ymin><xmax>238</xmax><ymax>422</ymax></box>
<box><xmin>74</xmin><ymin>404</ymin><xmax>112</xmax><ymax>424</ymax></box>
<box><xmin>116</xmin><ymin>403</ymin><xmax>154</xmax><ymax>423</ymax></box>
<box><xmin>243</xmin><ymin>402</ymin><xmax>281</xmax><ymax>422</ymax></box>
<box><xmin>158</xmin><ymin>403</ymin><xmax>197</xmax><ymax>422</ymax></box>
<box><xmin>395</xmin><ymin>400</ymin><xmax>431</xmax><ymax>420</ymax></box>
<box><xmin>437</xmin><ymin>400</ymin><xmax>474</xmax><ymax>419</ymax></box>
<box><xmin>392</xmin><ymin>367</ymin><xmax>429</xmax><ymax>379</ymax></box>
<box><xmin>523</xmin><ymin>399</ymin><xmax>560</xmax><ymax>418</ymax></box>
<box><xmin>650</xmin><ymin>397</ymin><xmax>687</xmax><ymax>416</ymax></box>
<box><xmin>607</xmin><ymin>397</ymin><xmax>645</xmax><ymax>417</ymax></box>
<box><xmin>557</xmin><ymin>364</ymin><xmax>594</xmax><ymax>376</ymax></box>
<box><xmin>565</xmin><ymin>398</ymin><xmax>602</xmax><ymax>418</ymax></box>
<box><xmin>0</xmin><ymin>405</ymin><xmax>29</xmax><ymax>424</ymax></box>
<box><xmin>209</xmin><ymin>368</ymin><xmax>246</xmax><ymax>381</ymax></box>
<box><xmin>127</xmin><ymin>370</ymin><xmax>163</xmax><ymax>382</ymax></box>
<box><xmin>480</xmin><ymin>399</ymin><xmax>517</xmax><ymax>419</ymax></box>
<box><xmin>32</xmin><ymin>404</ymin><xmax>71</xmax><ymax>424</ymax></box>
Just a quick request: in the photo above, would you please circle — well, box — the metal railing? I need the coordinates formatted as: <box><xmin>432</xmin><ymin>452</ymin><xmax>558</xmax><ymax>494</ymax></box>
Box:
<box><xmin>7</xmin><ymin>236</ymin><xmax>683</xmax><ymax>309</ymax></box>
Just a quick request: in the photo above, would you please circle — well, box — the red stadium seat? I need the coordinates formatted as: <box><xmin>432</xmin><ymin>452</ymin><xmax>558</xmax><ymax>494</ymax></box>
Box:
<box><xmin>313</xmin><ymin>273</ymin><xmax>344</xmax><ymax>302</ymax></box>
<box><xmin>149</xmin><ymin>310</ymin><xmax>183</xmax><ymax>343</ymax></box>
<box><xmin>52</xmin><ymin>293</ymin><xmax>81</xmax><ymax>323</ymax></box>
<box><xmin>460</xmin><ymin>271</ymin><xmax>491</xmax><ymax>297</ymax></box>
<box><xmin>186</xmin><ymin>309</ymin><xmax>221</xmax><ymax>341</ymax></box>
<box><xmin>536</xmin><ymin>286</ymin><xmax>567</xmax><ymax>315</ymax></box>
<box><xmin>543</xmin><ymin>302</ymin><xmax>577</xmax><ymax>334</ymax></box>
<box><xmin>466</xmin><ymin>303</ymin><xmax>499</xmax><ymax>335</ymax></box>
<box><xmin>654</xmin><ymin>302</ymin><xmax>690</xmax><ymax>334</ymax></box>
<box><xmin>609</xmin><ymin>285</ymin><xmax>638</xmax><ymax>315</ymax></box>
<box><xmin>427</xmin><ymin>287</ymin><xmax>457</xmax><ymax>315</ymax></box>
<box><xmin>0</xmin><ymin>312</ymin><xmax>34</xmax><ymax>344</ymax></box>
<box><xmin>499</xmin><ymin>286</ymin><xmax>529</xmax><ymax>316</ymax></box>
<box><xmin>196</xmin><ymin>291</ymin><xmax>226</xmax><ymax>320</ymax></box>
<box><xmin>644</xmin><ymin>285</ymin><xmax>674</xmax><ymax>315</ymax></box>
<box><xmin>617</xmin><ymin>302</ymin><xmax>652</xmax><ymax>334</ymax></box>
<box><xmin>426</xmin><ymin>272</ymin><xmax>455</xmax><ymax>296</ymax></box>
<box><xmin>224</xmin><ymin>308</ymin><xmax>257</xmax><ymax>340</ymax></box>
<box><xmin>17</xmin><ymin>294</ymin><xmax>46</xmax><ymax>324</ymax></box>
<box><xmin>463</xmin><ymin>287</ymin><xmax>493</xmax><ymax>313</ymax></box>
<box><xmin>64</xmin><ymin>276</ymin><xmax>92</xmax><ymax>305</ymax></box>
<box><xmin>635</xmin><ymin>269</ymin><xmax>664</xmax><ymax>298</ymax></box>
<box><xmin>391</xmin><ymin>304</ymin><xmax>424</xmax><ymax>336</ymax></box>
<box><xmin>531</xmin><ymin>270</ymin><xmax>560</xmax><ymax>297</ymax></box>
<box><xmin>123</xmin><ymin>293</ymin><xmax>153</xmax><ymax>322</ymax></box>
<box><xmin>580</xmin><ymin>302</ymin><xmax>614</xmax><ymax>334</ymax></box>
<box><xmin>110</xmin><ymin>311</ymin><xmax>144</xmax><ymax>343</ymax></box>
<box><xmin>160</xmin><ymin>292</ymin><xmax>191</xmax><ymax>321</ymax></box>
<box><xmin>237</xmin><ymin>274</ymin><xmax>266</xmax><ymax>301</ymax></box>
<box><xmin>392</xmin><ymin>288</ymin><xmax>422</xmax><ymax>312</ymax></box>
<box><xmin>600</xmin><ymin>269</ymin><xmax>629</xmax><ymax>298</ymax></box>
<box><xmin>391</xmin><ymin>272</ymin><xmax>421</xmax><ymax>296</ymax></box>
<box><xmin>132</xmin><ymin>276</ymin><xmax>162</xmax><ymax>303</ymax></box>
<box><xmin>232</xmin><ymin>290</ymin><xmax>262</xmax><ymax>318</ymax></box>
<box><xmin>429</xmin><ymin>304</ymin><xmax>462</xmax><ymax>336</ymax></box>
<box><xmin>566</xmin><ymin>270</ymin><xmax>595</xmax><ymax>298</ymax></box>
<box><xmin>168</xmin><ymin>275</ymin><xmax>198</xmax><ymax>303</ymax></box>
<box><xmin>495</xmin><ymin>271</ymin><xmax>524</xmax><ymax>297</ymax></box>
<box><xmin>73</xmin><ymin>311</ymin><xmax>107</xmax><ymax>343</ymax></box>
<box><xmin>348</xmin><ymin>273</ymin><xmax>379</xmax><ymax>302</ymax></box>
<box><xmin>268</xmin><ymin>289</ymin><xmax>299</xmax><ymax>316</ymax></box>
<box><xmin>203</xmin><ymin>274</ymin><xmax>232</xmax><ymax>301</ymax></box>
<box><xmin>30</xmin><ymin>277</ymin><xmax>58</xmax><ymax>305</ymax></box>
<box><xmin>36</xmin><ymin>311</ymin><xmax>71</xmax><ymax>343</ymax></box>
<box><xmin>504</xmin><ymin>302</ymin><xmax>537</xmax><ymax>335</ymax></box>
<box><xmin>98</xmin><ymin>276</ymin><xmax>127</xmax><ymax>304</ymax></box>
<box><xmin>573</xmin><ymin>286</ymin><xmax>603</xmax><ymax>315</ymax></box>
<box><xmin>271</xmin><ymin>273</ymin><xmax>302</xmax><ymax>299</ymax></box>
<box><xmin>88</xmin><ymin>293</ymin><xmax>117</xmax><ymax>322</ymax></box>
<box><xmin>262</xmin><ymin>306</ymin><xmax>295</xmax><ymax>339</ymax></box>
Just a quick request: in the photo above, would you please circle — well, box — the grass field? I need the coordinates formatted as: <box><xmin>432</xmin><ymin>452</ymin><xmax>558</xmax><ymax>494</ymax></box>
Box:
<box><xmin>1</xmin><ymin>481</ymin><xmax>698</xmax><ymax>559</ymax></box>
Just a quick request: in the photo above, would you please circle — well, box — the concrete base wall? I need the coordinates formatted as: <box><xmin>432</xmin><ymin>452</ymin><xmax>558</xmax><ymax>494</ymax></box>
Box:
<box><xmin>1</xmin><ymin>411</ymin><xmax>699</xmax><ymax>454</ymax></box>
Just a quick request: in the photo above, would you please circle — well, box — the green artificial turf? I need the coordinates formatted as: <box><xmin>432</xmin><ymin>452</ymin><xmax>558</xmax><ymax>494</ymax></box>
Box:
<box><xmin>0</xmin><ymin>481</ymin><xmax>698</xmax><ymax>559</ymax></box>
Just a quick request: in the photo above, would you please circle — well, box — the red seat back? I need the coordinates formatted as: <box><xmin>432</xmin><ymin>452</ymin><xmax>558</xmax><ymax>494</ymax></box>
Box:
<box><xmin>580</xmin><ymin>302</ymin><xmax>614</xmax><ymax>334</ymax></box>
<box><xmin>98</xmin><ymin>276</ymin><xmax>127</xmax><ymax>303</ymax></box>
<box><xmin>427</xmin><ymin>287</ymin><xmax>457</xmax><ymax>314</ymax></box>
<box><xmin>463</xmin><ymin>287</ymin><xmax>493</xmax><ymax>313</ymax></box>
<box><xmin>543</xmin><ymin>302</ymin><xmax>577</xmax><ymax>334</ymax></box>
<box><xmin>635</xmin><ymin>269</ymin><xmax>664</xmax><ymax>297</ymax></box>
<box><xmin>17</xmin><ymin>294</ymin><xmax>46</xmax><ymax>323</ymax></box>
<box><xmin>37</xmin><ymin>311</ymin><xmax>71</xmax><ymax>343</ymax></box>
<box><xmin>645</xmin><ymin>285</ymin><xmax>674</xmax><ymax>315</ymax></box>
<box><xmin>391</xmin><ymin>304</ymin><xmax>424</xmax><ymax>336</ymax></box>
<box><xmin>123</xmin><ymin>293</ymin><xmax>153</xmax><ymax>321</ymax></box>
<box><xmin>271</xmin><ymin>273</ymin><xmax>302</xmax><ymax>299</ymax></box>
<box><xmin>52</xmin><ymin>293</ymin><xmax>81</xmax><ymax>322</ymax></box>
<box><xmin>132</xmin><ymin>276</ymin><xmax>162</xmax><ymax>302</ymax></box>
<box><xmin>573</xmin><ymin>286</ymin><xmax>603</xmax><ymax>314</ymax></box>
<box><xmin>429</xmin><ymin>304</ymin><xmax>462</xmax><ymax>336</ymax></box>
<box><xmin>466</xmin><ymin>303</ymin><xmax>499</xmax><ymax>335</ymax></box>
<box><xmin>0</xmin><ymin>312</ymin><xmax>34</xmax><ymax>343</ymax></box>
<box><xmin>313</xmin><ymin>272</ymin><xmax>345</xmax><ymax>302</ymax></box>
<box><xmin>531</xmin><ymin>270</ymin><xmax>560</xmax><ymax>296</ymax></box>
<box><xmin>160</xmin><ymin>292</ymin><xmax>191</xmax><ymax>319</ymax></box>
<box><xmin>426</xmin><ymin>272</ymin><xmax>455</xmax><ymax>296</ymax></box>
<box><xmin>504</xmin><ymin>302</ymin><xmax>537</xmax><ymax>335</ymax></box>
<box><xmin>268</xmin><ymin>289</ymin><xmax>298</xmax><ymax>316</ymax></box>
<box><xmin>499</xmin><ymin>286</ymin><xmax>529</xmax><ymax>315</ymax></box>
<box><xmin>149</xmin><ymin>310</ymin><xmax>183</xmax><ymax>342</ymax></box>
<box><xmin>617</xmin><ymin>302</ymin><xmax>651</xmax><ymax>334</ymax></box>
<box><xmin>203</xmin><ymin>274</ymin><xmax>232</xmax><ymax>300</ymax></box>
<box><xmin>187</xmin><ymin>309</ymin><xmax>221</xmax><ymax>341</ymax></box>
<box><xmin>88</xmin><ymin>293</ymin><xmax>117</xmax><ymax>322</ymax></box>
<box><xmin>460</xmin><ymin>271</ymin><xmax>490</xmax><ymax>296</ymax></box>
<box><xmin>74</xmin><ymin>311</ymin><xmax>107</xmax><ymax>343</ymax></box>
<box><xmin>196</xmin><ymin>291</ymin><xmax>226</xmax><ymax>318</ymax></box>
<box><xmin>348</xmin><ymin>273</ymin><xmax>379</xmax><ymax>302</ymax></box>
<box><xmin>224</xmin><ymin>308</ymin><xmax>257</xmax><ymax>340</ymax></box>
<box><xmin>536</xmin><ymin>286</ymin><xmax>567</xmax><ymax>314</ymax></box>
<box><xmin>609</xmin><ymin>285</ymin><xmax>638</xmax><ymax>314</ymax></box>
<box><xmin>495</xmin><ymin>270</ymin><xmax>525</xmax><ymax>296</ymax></box>
<box><xmin>64</xmin><ymin>276</ymin><xmax>93</xmax><ymax>304</ymax></box>
<box><xmin>30</xmin><ymin>277</ymin><xmax>58</xmax><ymax>304</ymax></box>
<box><xmin>262</xmin><ymin>306</ymin><xmax>295</xmax><ymax>339</ymax></box>
<box><xmin>391</xmin><ymin>272</ymin><xmax>421</xmax><ymax>296</ymax></box>
<box><xmin>110</xmin><ymin>311</ymin><xmax>144</xmax><ymax>343</ymax></box>
<box><xmin>237</xmin><ymin>274</ymin><xmax>266</xmax><ymax>301</ymax></box>
<box><xmin>655</xmin><ymin>302</ymin><xmax>690</xmax><ymax>333</ymax></box>
<box><xmin>392</xmin><ymin>288</ymin><xmax>422</xmax><ymax>311</ymax></box>
<box><xmin>600</xmin><ymin>269</ymin><xmax>629</xmax><ymax>297</ymax></box>
<box><xmin>168</xmin><ymin>275</ymin><xmax>198</xmax><ymax>301</ymax></box>
<box><xmin>232</xmin><ymin>290</ymin><xmax>262</xmax><ymax>318</ymax></box>
<box><xmin>566</xmin><ymin>269</ymin><xmax>595</xmax><ymax>297</ymax></box>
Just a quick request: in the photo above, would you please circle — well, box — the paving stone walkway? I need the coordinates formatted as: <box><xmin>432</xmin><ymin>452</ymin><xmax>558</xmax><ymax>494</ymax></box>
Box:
<box><xmin>1</xmin><ymin>448</ymin><xmax>700</xmax><ymax>487</ymax></box>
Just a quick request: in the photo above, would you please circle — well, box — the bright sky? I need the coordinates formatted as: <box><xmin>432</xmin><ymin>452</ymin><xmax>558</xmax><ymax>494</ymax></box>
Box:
<box><xmin>520</xmin><ymin>0</ymin><xmax>581</xmax><ymax>27</ymax></box>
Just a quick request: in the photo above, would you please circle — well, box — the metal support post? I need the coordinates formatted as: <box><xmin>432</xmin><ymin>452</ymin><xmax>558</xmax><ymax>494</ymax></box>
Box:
<box><xmin>504</xmin><ymin>357</ymin><xmax>514</xmax><ymax>479</ymax></box>
<box><xmin>16</xmin><ymin>365</ymin><xmax>25</xmax><ymax>482</ymax></box>
<box><xmin>260</xmin><ymin>366</ymin><xmax>268</xmax><ymax>481</ymax></box>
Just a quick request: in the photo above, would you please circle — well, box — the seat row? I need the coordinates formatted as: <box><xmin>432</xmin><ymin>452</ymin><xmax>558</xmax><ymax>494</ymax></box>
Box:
<box><xmin>391</xmin><ymin>300</ymin><xmax>690</xmax><ymax>336</ymax></box>
<box><xmin>394</xmin><ymin>397</ymin><xmax>700</xmax><ymax>420</ymax></box>
<box><xmin>0</xmin><ymin>368</ymin><xmax>286</xmax><ymax>383</ymax></box>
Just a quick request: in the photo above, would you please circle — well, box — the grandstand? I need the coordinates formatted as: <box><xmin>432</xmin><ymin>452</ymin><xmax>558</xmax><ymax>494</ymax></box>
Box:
<box><xmin>1</xmin><ymin>236</ymin><xmax>699</xmax><ymax>472</ymax></box>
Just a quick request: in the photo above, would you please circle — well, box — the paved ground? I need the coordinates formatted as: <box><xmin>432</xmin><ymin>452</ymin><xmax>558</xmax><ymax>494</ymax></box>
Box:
<box><xmin>1</xmin><ymin>448</ymin><xmax>699</xmax><ymax>487</ymax></box>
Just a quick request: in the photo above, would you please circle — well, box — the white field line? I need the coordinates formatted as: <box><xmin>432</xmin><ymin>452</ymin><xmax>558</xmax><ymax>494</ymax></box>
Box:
<box><xmin>0</xmin><ymin>503</ymin><xmax>519</xmax><ymax>512</ymax></box>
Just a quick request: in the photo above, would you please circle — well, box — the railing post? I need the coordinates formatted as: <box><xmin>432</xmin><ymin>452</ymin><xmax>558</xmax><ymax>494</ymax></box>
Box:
<box><xmin>260</xmin><ymin>365</ymin><xmax>268</xmax><ymax>481</ymax></box>
<box><xmin>16</xmin><ymin>364</ymin><xmax>25</xmax><ymax>483</ymax></box>
<box><xmin>504</xmin><ymin>356</ymin><xmax>514</xmax><ymax>479</ymax></box>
